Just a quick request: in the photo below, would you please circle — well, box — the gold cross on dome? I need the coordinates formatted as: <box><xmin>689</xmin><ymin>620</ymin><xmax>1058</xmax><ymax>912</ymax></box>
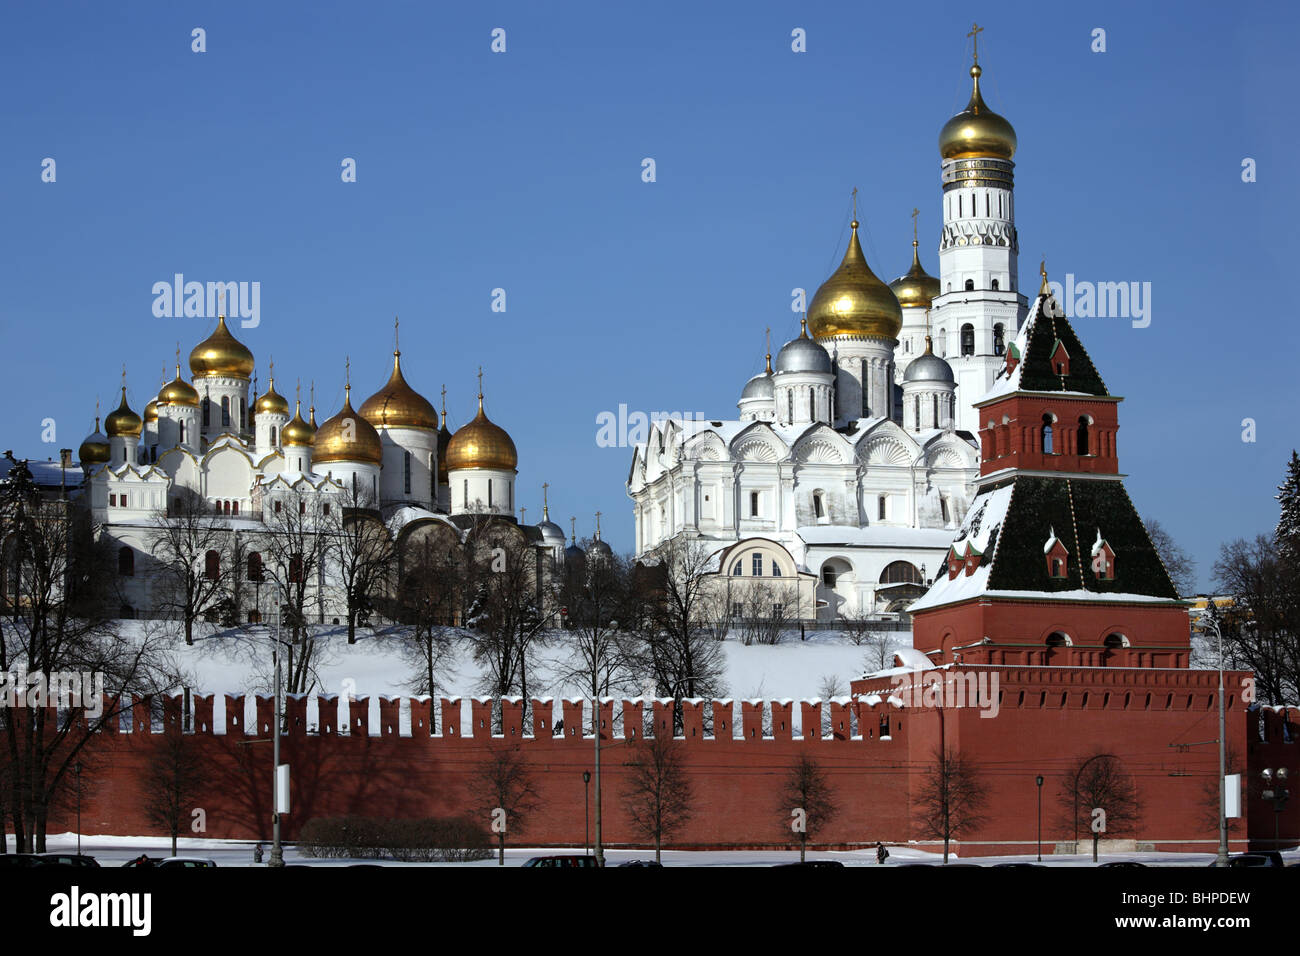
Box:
<box><xmin>968</xmin><ymin>22</ymin><xmax>983</xmax><ymax>62</ymax></box>
<box><xmin>911</xmin><ymin>207</ymin><xmax>920</xmax><ymax>242</ymax></box>
<box><xmin>477</xmin><ymin>365</ymin><xmax>483</xmax><ymax>398</ymax></box>
<box><xmin>851</xmin><ymin>186</ymin><xmax>858</xmax><ymax>221</ymax></box>
<box><xmin>394</xmin><ymin>316</ymin><xmax>400</xmax><ymax>353</ymax></box>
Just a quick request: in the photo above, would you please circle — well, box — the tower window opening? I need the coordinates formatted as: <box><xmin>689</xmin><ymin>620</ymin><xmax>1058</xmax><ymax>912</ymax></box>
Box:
<box><xmin>813</xmin><ymin>492</ymin><xmax>824</xmax><ymax>518</ymax></box>
<box><xmin>221</xmin><ymin>396</ymin><xmax>230</xmax><ymax>427</ymax></box>
<box><xmin>1077</xmin><ymin>417</ymin><xmax>1090</xmax><ymax>456</ymax></box>
<box><xmin>750</xmin><ymin>491</ymin><xmax>760</xmax><ymax>517</ymax></box>
<box><xmin>877</xmin><ymin>495</ymin><xmax>886</xmax><ymax>521</ymax></box>
<box><xmin>991</xmin><ymin>278</ymin><xmax>1000</xmax><ymax>291</ymax></box>
<box><xmin>809</xmin><ymin>387</ymin><xmax>815</xmax><ymax>420</ymax></box>
<box><xmin>404</xmin><ymin>450</ymin><xmax>411</xmax><ymax>494</ymax></box>
<box><xmin>964</xmin><ymin>279</ymin><xmax>975</xmax><ymax>292</ymax></box>
<box><xmin>961</xmin><ymin>324</ymin><xmax>975</xmax><ymax>356</ymax></box>
<box><xmin>270</xmin><ymin>425</ymin><xmax>277</xmax><ymax>447</ymax></box>
<box><xmin>993</xmin><ymin>324</ymin><xmax>1005</xmax><ymax>355</ymax></box>
<box><xmin>201</xmin><ymin>398</ymin><xmax>210</xmax><ymax>427</ymax></box>
<box><xmin>1042</xmin><ymin>414</ymin><xmax>1055</xmax><ymax>454</ymax></box>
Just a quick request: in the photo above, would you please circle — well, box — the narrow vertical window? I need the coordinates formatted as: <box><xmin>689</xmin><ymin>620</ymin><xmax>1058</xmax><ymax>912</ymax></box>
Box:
<box><xmin>878</xmin><ymin>495</ymin><xmax>886</xmax><ymax>521</ymax></box>
<box><xmin>221</xmin><ymin>396</ymin><xmax>230</xmax><ymax>426</ymax></box>
<box><xmin>403</xmin><ymin>451</ymin><xmax>411</xmax><ymax>494</ymax></box>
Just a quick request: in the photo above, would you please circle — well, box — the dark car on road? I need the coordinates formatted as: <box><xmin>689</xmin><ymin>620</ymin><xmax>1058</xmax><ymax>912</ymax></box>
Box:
<box><xmin>37</xmin><ymin>853</ymin><xmax>99</xmax><ymax>867</ymax></box>
<box><xmin>522</xmin><ymin>855</ymin><xmax>599</xmax><ymax>867</ymax></box>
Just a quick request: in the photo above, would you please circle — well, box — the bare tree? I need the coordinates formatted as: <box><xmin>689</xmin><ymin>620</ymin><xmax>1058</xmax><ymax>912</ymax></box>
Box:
<box><xmin>914</xmin><ymin>746</ymin><xmax>989</xmax><ymax>863</ymax></box>
<box><xmin>1212</xmin><ymin>535</ymin><xmax>1299</xmax><ymax>705</ymax></box>
<box><xmin>327</xmin><ymin>485</ymin><xmax>395</xmax><ymax>644</ymax></box>
<box><xmin>0</xmin><ymin>458</ymin><xmax>181</xmax><ymax>851</ymax></box>
<box><xmin>1059</xmin><ymin>752</ymin><xmax>1144</xmax><ymax>862</ymax></box>
<box><xmin>841</xmin><ymin>609</ymin><xmax>895</xmax><ymax>673</ymax></box>
<box><xmin>471</xmin><ymin>744</ymin><xmax>541</xmax><ymax>866</ymax></box>
<box><xmin>620</xmin><ymin>734</ymin><xmax>694</xmax><ymax>863</ymax></box>
<box><xmin>149</xmin><ymin>489</ymin><xmax>232</xmax><ymax>644</ymax></box>
<box><xmin>627</xmin><ymin>538</ymin><xmax>726</xmax><ymax>732</ymax></box>
<box><xmin>1143</xmin><ymin>516</ymin><xmax>1197</xmax><ymax>598</ymax></box>
<box><xmin>395</xmin><ymin>535</ymin><xmax>462</xmax><ymax>712</ymax></box>
<box><xmin>141</xmin><ymin>697</ymin><xmax>209</xmax><ymax>855</ymax></box>
<box><xmin>558</xmin><ymin>549</ymin><xmax>638</xmax><ymax>701</ymax></box>
<box><xmin>258</xmin><ymin>488</ymin><xmax>331</xmax><ymax>694</ymax></box>
<box><xmin>780</xmin><ymin>753</ymin><xmax>838</xmax><ymax>862</ymax></box>
<box><xmin>738</xmin><ymin>580</ymin><xmax>797</xmax><ymax>646</ymax></box>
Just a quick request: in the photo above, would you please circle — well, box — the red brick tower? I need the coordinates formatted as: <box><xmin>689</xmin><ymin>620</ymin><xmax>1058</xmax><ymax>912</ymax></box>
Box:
<box><xmin>906</xmin><ymin>265</ymin><xmax>1191</xmax><ymax>667</ymax></box>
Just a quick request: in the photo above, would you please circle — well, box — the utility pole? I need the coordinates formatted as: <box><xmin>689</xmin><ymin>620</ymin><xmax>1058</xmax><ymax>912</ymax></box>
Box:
<box><xmin>269</xmin><ymin>604</ymin><xmax>285</xmax><ymax>867</ymax></box>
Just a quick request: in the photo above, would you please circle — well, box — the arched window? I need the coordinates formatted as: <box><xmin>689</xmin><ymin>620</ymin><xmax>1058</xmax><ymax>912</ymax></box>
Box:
<box><xmin>993</xmin><ymin>323</ymin><xmax>1005</xmax><ymax>355</ymax></box>
<box><xmin>731</xmin><ymin>562</ymin><xmax>742</xmax><ymax>576</ymax></box>
<box><xmin>1041</xmin><ymin>414</ymin><xmax>1055</xmax><ymax>454</ymax></box>
<box><xmin>288</xmin><ymin>553</ymin><xmax>303</xmax><ymax>583</ymax></box>
<box><xmin>752</xmin><ymin>552</ymin><xmax>763</xmax><ymax>576</ymax></box>
<box><xmin>964</xmin><ymin>279</ymin><xmax>975</xmax><ymax>292</ymax></box>
<box><xmin>463</xmin><ymin>479</ymin><xmax>468</xmax><ymax>508</ymax></box>
<box><xmin>201</xmin><ymin>397</ymin><xmax>211</xmax><ymax>427</ymax></box>
<box><xmin>877</xmin><ymin>495</ymin><xmax>886</xmax><ymax>521</ymax></box>
<box><xmin>403</xmin><ymin>451</ymin><xmax>412</xmax><ymax>495</ymax></box>
<box><xmin>1077</xmin><ymin>417</ymin><xmax>1090</xmax><ymax>456</ymax></box>
<box><xmin>991</xmin><ymin>278</ymin><xmax>1000</xmax><ymax>291</ymax></box>
<box><xmin>240</xmin><ymin>398</ymin><xmax>246</xmax><ymax>429</ymax></box>
<box><xmin>221</xmin><ymin>396</ymin><xmax>230</xmax><ymax>426</ymax></box>
<box><xmin>204</xmin><ymin>550</ymin><xmax>220</xmax><ymax>581</ymax></box>
<box><xmin>787</xmin><ymin>391</ymin><xmax>793</xmax><ymax>422</ymax></box>
<box><xmin>247</xmin><ymin>551</ymin><xmax>263</xmax><ymax>582</ymax></box>
<box><xmin>822</xmin><ymin>565</ymin><xmax>838</xmax><ymax>588</ymax></box>
<box><xmin>118</xmin><ymin>546</ymin><xmax>134</xmax><ymax>577</ymax></box>
<box><xmin>1104</xmin><ymin>633</ymin><xmax>1127</xmax><ymax>649</ymax></box>
<box><xmin>1046</xmin><ymin>632</ymin><xmax>1069</xmax><ymax>647</ymax></box>
<box><xmin>813</xmin><ymin>492</ymin><xmax>824</xmax><ymax>519</ymax></box>
<box><xmin>231</xmin><ymin>501</ymin><xmax>239</xmax><ymax>516</ymax></box>
<box><xmin>879</xmin><ymin>561</ymin><xmax>922</xmax><ymax>585</ymax></box>
<box><xmin>960</xmin><ymin>323</ymin><xmax>975</xmax><ymax>356</ymax></box>
<box><xmin>270</xmin><ymin>426</ymin><xmax>278</xmax><ymax>447</ymax></box>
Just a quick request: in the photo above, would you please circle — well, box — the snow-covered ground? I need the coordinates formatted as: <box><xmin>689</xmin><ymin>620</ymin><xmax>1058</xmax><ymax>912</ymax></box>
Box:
<box><xmin>144</xmin><ymin>620</ymin><xmax>889</xmax><ymax>733</ymax></box>
<box><xmin>39</xmin><ymin>832</ymin><xmax>1292</xmax><ymax>868</ymax></box>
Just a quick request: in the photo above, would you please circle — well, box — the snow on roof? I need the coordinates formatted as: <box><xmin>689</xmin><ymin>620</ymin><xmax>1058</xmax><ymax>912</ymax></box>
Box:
<box><xmin>796</xmin><ymin>525</ymin><xmax>956</xmax><ymax>549</ymax></box>
<box><xmin>908</xmin><ymin>481</ymin><xmax>1015</xmax><ymax>613</ymax></box>
<box><xmin>894</xmin><ymin>646</ymin><xmax>935</xmax><ymax>672</ymax></box>
<box><xmin>1043</xmin><ymin>527</ymin><xmax>1061</xmax><ymax>554</ymax></box>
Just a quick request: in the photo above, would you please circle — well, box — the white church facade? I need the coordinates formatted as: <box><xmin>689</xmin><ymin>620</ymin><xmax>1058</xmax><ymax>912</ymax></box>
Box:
<box><xmin>628</xmin><ymin>51</ymin><xmax>1028</xmax><ymax>622</ymax></box>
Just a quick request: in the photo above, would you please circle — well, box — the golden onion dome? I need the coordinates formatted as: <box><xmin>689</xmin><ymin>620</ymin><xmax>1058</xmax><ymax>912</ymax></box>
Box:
<box><xmin>158</xmin><ymin>364</ymin><xmax>200</xmax><ymax>408</ymax></box>
<box><xmin>889</xmin><ymin>240</ymin><xmax>942</xmax><ymax>310</ymax></box>
<box><xmin>939</xmin><ymin>64</ymin><xmax>1017</xmax><ymax>161</ymax></box>
<box><xmin>143</xmin><ymin>399</ymin><xmax>159</xmax><ymax>424</ymax></box>
<box><xmin>445</xmin><ymin>394</ymin><xmax>517</xmax><ymax>472</ymax></box>
<box><xmin>807</xmin><ymin>220</ymin><xmax>903</xmax><ymax>340</ymax></box>
<box><xmin>359</xmin><ymin>351</ymin><xmax>439</xmax><ymax>431</ymax></box>
<box><xmin>105</xmin><ymin>387</ymin><xmax>142</xmax><ymax>438</ymax></box>
<box><xmin>78</xmin><ymin>417</ymin><xmax>111</xmax><ymax>465</ymax></box>
<box><xmin>189</xmin><ymin>315</ymin><xmax>255</xmax><ymax>380</ymax></box>
<box><xmin>282</xmin><ymin>401</ymin><xmax>315</xmax><ymax>447</ymax></box>
<box><xmin>312</xmin><ymin>386</ymin><xmax>383</xmax><ymax>465</ymax></box>
<box><xmin>254</xmin><ymin>376</ymin><xmax>290</xmax><ymax>417</ymax></box>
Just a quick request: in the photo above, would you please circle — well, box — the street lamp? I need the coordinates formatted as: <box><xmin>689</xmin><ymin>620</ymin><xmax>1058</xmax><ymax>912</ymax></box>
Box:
<box><xmin>1193</xmin><ymin>603</ymin><xmax>1230</xmax><ymax>867</ymax></box>
<box><xmin>1261</xmin><ymin>767</ymin><xmax>1290</xmax><ymax>849</ymax></box>
<box><xmin>74</xmin><ymin>764</ymin><xmax>81</xmax><ymax>858</ymax></box>
<box><xmin>262</xmin><ymin>562</ymin><xmax>296</xmax><ymax>868</ymax></box>
<box><xmin>1035</xmin><ymin>775</ymin><xmax>1044</xmax><ymax>862</ymax></box>
<box><xmin>582</xmin><ymin>770</ymin><xmax>591</xmax><ymax>856</ymax></box>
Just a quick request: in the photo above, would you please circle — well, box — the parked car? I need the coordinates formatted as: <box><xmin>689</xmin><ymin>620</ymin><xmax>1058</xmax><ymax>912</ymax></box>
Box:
<box><xmin>156</xmin><ymin>857</ymin><xmax>217</xmax><ymax>868</ymax></box>
<box><xmin>37</xmin><ymin>853</ymin><xmax>99</xmax><ymax>867</ymax></box>
<box><xmin>1214</xmin><ymin>853</ymin><xmax>1283</xmax><ymax>868</ymax></box>
<box><xmin>522</xmin><ymin>855</ymin><xmax>599</xmax><ymax>867</ymax></box>
<box><xmin>617</xmin><ymin>860</ymin><xmax>664</xmax><ymax>867</ymax></box>
<box><xmin>0</xmin><ymin>854</ymin><xmax>52</xmax><ymax>868</ymax></box>
<box><xmin>121</xmin><ymin>855</ymin><xmax>164</xmax><ymax>867</ymax></box>
<box><xmin>1099</xmin><ymin>861</ymin><xmax>1147</xmax><ymax>868</ymax></box>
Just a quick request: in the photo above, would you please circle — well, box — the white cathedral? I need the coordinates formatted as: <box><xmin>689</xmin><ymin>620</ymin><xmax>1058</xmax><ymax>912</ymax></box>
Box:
<box><xmin>627</xmin><ymin>52</ymin><xmax>1028</xmax><ymax>622</ymax></box>
<box><xmin>72</xmin><ymin>319</ymin><xmax>577</xmax><ymax>623</ymax></box>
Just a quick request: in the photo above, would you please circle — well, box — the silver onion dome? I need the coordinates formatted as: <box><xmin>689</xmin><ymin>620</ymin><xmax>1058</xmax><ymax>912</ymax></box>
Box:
<box><xmin>740</xmin><ymin>371</ymin><xmax>774</xmax><ymax>401</ymax></box>
<box><xmin>904</xmin><ymin>350</ymin><xmax>955</xmax><ymax>385</ymax></box>
<box><xmin>774</xmin><ymin>328</ymin><xmax>831</xmax><ymax>375</ymax></box>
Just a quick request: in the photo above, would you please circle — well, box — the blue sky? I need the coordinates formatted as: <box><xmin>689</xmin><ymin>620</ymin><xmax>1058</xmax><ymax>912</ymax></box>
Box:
<box><xmin>1</xmin><ymin>0</ymin><xmax>1294</xmax><ymax>589</ymax></box>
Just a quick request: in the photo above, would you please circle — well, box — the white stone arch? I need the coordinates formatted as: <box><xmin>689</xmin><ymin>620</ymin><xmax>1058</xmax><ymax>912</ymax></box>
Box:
<box><xmin>730</xmin><ymin>423</ymin><xmax>787</xmax><ymax>463</ymax></box>
<box><xmin>688</xmin><ymin>431</ymin><xmax>728</xmax><ymax>462</ymax></box>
